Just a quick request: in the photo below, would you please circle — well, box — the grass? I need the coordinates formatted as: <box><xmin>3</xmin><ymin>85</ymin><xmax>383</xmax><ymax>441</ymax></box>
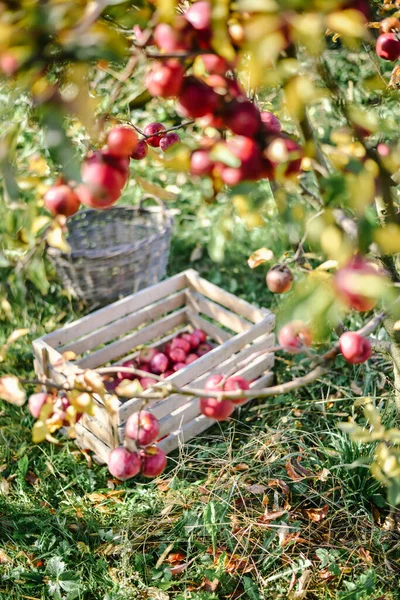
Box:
<box><xmin>1</xmin><ymin>43</ymin><xmax>400</xmax><ymax>600</ymax></box>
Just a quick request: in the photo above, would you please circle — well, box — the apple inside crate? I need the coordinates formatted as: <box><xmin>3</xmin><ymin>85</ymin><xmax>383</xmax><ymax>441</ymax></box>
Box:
<box><xmin>33</xmin><ymin>269</ymin><xmax>275</xmax><ymax>464</ymax></box>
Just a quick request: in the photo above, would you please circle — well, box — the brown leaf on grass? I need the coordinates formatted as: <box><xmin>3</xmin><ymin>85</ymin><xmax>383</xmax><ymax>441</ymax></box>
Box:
<box><xmin>224</xmin><ymin>554</ymin><xmax>254</xmax><ymax>574</ymax></box>
<box><xmin>0</xmin><ymin>479</ymin><xmax>10</xmax><ymax>495</ymax></box>
<box><xmin>247</xmin><ymin>247</ymin><xmax>274</xmax><ymax>269</ymax></box>
<box><xmin>303</xmin><ymin>504</ymin><xmax>329</xmax><ymax>522</ymax></box>
<box><xmin>246</xmin><ymin>483</ymin><xmax>267</xmax><ymax>494</ymax></box>
<box><xmin>358</xmin><ymin>547</ymin><xmax>373</xmax><ymax>566</ymax></box>
<box><xmin>259</xmin><ymin>509</ymin><xmax>287</xmax><ymax>522</ymax></box>
<box><xmin>289</xmin><ymin>569</ymin><xmax>312</xmax><ymax>600</ymax></box>
<box><xmin>170</xmin><ymin>562</ymin><xmax>190</xmax><ymax>576</ymax></box>
<box><xmin>286</xmin><ymin>458</ymin><xmax>313</xmax><ymax>481</ymax></box>
<box><xmin>25</xmin><ymin>471</ymin><xmax>39</xmax><ymax>486</ymax></box>
<box><xmin>350</xmin><ymin>380</ymin><xmax>363</xmax><ymax>396</ymax></box>
<box><xmin>268</xmin><ymin>479</ymin><xmax>290</xmax><ymax>496</ymax></box>
<box><xmin>0</xmin><ymin>549</ymin><xmax>10</xmax><ymax>564</ymax></box>
<box><xmin>316</xmin><ymin>468</ymin><xmax>331</xmax><ymax>482</ymax></box>
<box><xmin>319</xmin><ymin>568</ymin><xmax>335</xmax><ymax>581</ymax></box>
<box><xmin>280</xmin><ymin>532</ymin><xmax>308</xmax><ymax>547</ymax></box>
<box><xmin>165</xmin><ymin>552</ymin><xmax>186</xmax><ymax>565</ymax></box>
<box><xmin>233</xmin><ymin>463</ymin><xmax>250</xmax><ymax>471</ymax></box>
<box><xmin>201</xmin><ymin>578</ymin><xmax>219</xmax><ymax>593</ymax></box>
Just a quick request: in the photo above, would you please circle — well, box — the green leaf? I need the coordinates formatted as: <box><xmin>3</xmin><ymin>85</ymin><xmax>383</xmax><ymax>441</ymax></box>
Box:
<box><xmin>39</xmin><ymin>105</ymin><xmax>81</xmax><ymax>182</ymax></box>
<box><xmin>27</xmin><ymin>258</ymin><xmax>50</xmax><ymax>295</ymax></box>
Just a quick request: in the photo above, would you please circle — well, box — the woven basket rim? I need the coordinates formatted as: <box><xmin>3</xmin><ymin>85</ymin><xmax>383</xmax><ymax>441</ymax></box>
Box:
<box><xmin>48</xmin><ymin>203</ymin><xmax>173</xmax><ymax>260</ymax></box>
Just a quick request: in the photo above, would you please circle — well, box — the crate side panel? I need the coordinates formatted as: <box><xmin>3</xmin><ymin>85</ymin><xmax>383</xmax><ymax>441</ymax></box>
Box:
<box><xmin>42</xmin><ymin>271</ymin><xmax>190</xmax><ymax>348</ymax></box>
<box><xmin>76</xmin><ymin>308</ymin><xmax>188</xmax><ymax>369</ymax></box>
<box><xmin>186</xmin><ymin>291</ymin><xmax>252</xmax><ymax>334</ymax></box>
<box><xmin>75</xmin><ymin>423</ymin><xmax>111</xmax><ymax>464</ymax></box>
<box><xmin>186</xmin><ymin>271</ymin><xmax>269</xmax><ymax>323</ymax></box>
<box><xmin>60</xmin><ymin>290</ymin><xmax>187</xmax><ymax>356</ymax></box>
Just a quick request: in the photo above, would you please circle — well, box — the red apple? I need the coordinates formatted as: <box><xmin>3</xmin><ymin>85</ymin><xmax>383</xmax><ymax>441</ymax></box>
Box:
<box><xmin>107</xmin><ymin>127</ymin><xmax>138</xmax><ymax>157</ymax></box>
<box><xmin>44</xmin><ymin>184</ymin><xmax>80</xmax><ymax>217</ymax></box>
<box><xmin>190</xmin><ymin>150</ymin><xmax>214</xmax><ymax>175</ymax></box>
<box><xmin>376</xmin><ymin>33</ymin><xmax>400</xmax><ymax>61</ymax></box>
<box><xmin>146</xmin><ymin>59</ymin><xmax>185</xmax><ymax>98</ymax></box>
<box><xmin>173</xmin><ymin>362</ymin><xmax>187</xmax><ymax>371</ymax></box>
<box><xmin>223</xmin><ymin>375</ymin><xmax>250</xmax><ymax>405</ymax></box>
<box><xmin>197</xmin><ymin>342</ymin><xmax>213</xmax><ymax>356</ymax></box>
<box><xmin>192</xmin><ymin>329</ymin><xmax>207</xmax><ymax>343</ymax></box>
<box><xmin>162</xmin><ymin>370</ymin><xmax>174</xmax><ymax>378</ymax></box>
<box><xmin>178</xmin><ymin>76</ymin><xmax>218</xmax><ymax>118</ymax></box>
<box><xmin>131</xmin><ymin>140</ymin><xmax>148</xmax><ymax>160</ymax></box>
<box><xmin>143</xmin><ymin>122</ymin><xmax>167</xmax><ymax>147</ymax></box>
<box><xmin>150</xmin><ymin>352</ymin><xmax>169</xmax><ymax>374</ymax></box>
<box><xmin>79</xmin><ymin>153</ymin><xmax>127</xmax><ymax>209</ymax></box>
<box><xmin>138</xmin><ymin>347</ymin><xmax>158</xmax><ymax>365</ymax></box>
<box><xmin>266</xmin><ymin>265</ymin><xmax>293</xmax><ymax>294</ymax></box>
<box><xmin>223</xmin><ymin>136</ymin><xmax>264</xmax><ymax>182</ymax></box>
<box><xmin>0</xmin><ymin>53</ymin><xmax>19</xmax><ymax>76</ymax></box>
<box><xmin>117</xmin><ymin>359</ymin><xmax>138</xmax><ymax>381</ymax></box>
<box><xmin>278</xmin><ymin>321</ymin><xmax>312</xmax><ymax>354</ymax></box>
<box><xmin>334</xmin><ymin>256</ymin><xmax>381</xmax><ymax>312</ymax></box>
<box><xmin>140</xmin><ymin>376</ymin><xmax>158</xmax><ymax>390</ymax></box>
<box><xmin>180</xmin><ymin>332</ymin><xmax>200</xmax><ymax>349</ymax></box>
<box><xmin>125</xmin><ymin>410</ymin><xmax>160</xmax><ymax>446</ymax></box>
<box><xmin>185</xmin><ymin>353</ymin><xmax>198</xmax><ymax>365</ymax></box>
<box><xmin>260</xmin><ymin>111</ymin><xmax>281</xmax><ymax>134</ymax></box>
<box><xmin>171</xmin><ymin>337</ymin><xmax>191</xmax><ymax>354</ymax></box>
<box><xmin>205</xmin><ymin>374</ymin><xmax>224</xmax><ymax>390</ymax></box>
<box><xmin>199</xmin><ymin>397</ymin><xmax>235</xmax><ymax>420</ymax></box>
<box><xmin>108</xmin><ymin>447</ymin><xmax>141</xmax><ymax>480</ymax></box>
<box><xmin>154</xmin><ymin>17</ymin><xmax>196</xmax><ymax>52</ymax></box>
<box><xmin>200</xmin><ymin>54</ymin><xmax>229</xmax><ymax>74</ymax></box>
<box><xmin>223</xmin><ymin>99</ymin><xmax>262</xmax><ymax>137</ymax></box>
<box><xmin>140</xmin><ymin>446</ymin><xmax>167</xmax><ymax>477</ymax></box>
<box><xmin>339</xmin><ymin>332</ymin><xmax>372</xmax><ymax>364</ymax></box>
<box><xmin>159</xmin><ymin>132</ymin><xmax>181</xmax><ymax>152</ymax></box>
<box><xmin>185</xmin><ymin>1</ymin><xmax>212</xmax><ymax>47</ymax></box>
<box><xmin>28</xmin><ymin>393</ymin><xmax>49</xmax><ymax>419</ymax></box>
<box><xmin>169</xmin><ymin>347</ymin><xmax>187</xmax><ymax>363</ymax></box>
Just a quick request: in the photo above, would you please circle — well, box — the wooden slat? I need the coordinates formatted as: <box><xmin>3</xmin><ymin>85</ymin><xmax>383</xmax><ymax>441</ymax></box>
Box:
<box><xmin>185</xmin><ymin>270</ymin><xmax>270</xmax><ymax>324</ymax></box>
<box><xmin>33</xmin><ymin>339</ymin><xmax>79</xmax><ymax>385</ymax></box>
<box><xmin>186</xmin><ymin>291</ymin><xmax>251</xmax><ymax>334</ymax></box>
<box><xmin>75</xmin><ymin>422</ymin><xmax>111</xmax><ymax>464</ymax></box>
<box><xmin>186</xmin><ymin>310</ymin><xmax>232</xmax><ymax>344</ymax></box>
<box><xmin>118</xmin><ymin>317</ymin><xmax>274</xmax><ymax>425</ymax></box>
<box><xmin>60</xmin><ymin>290</ymin><xmax>187</xmax><ymax>356</ymax></box>
<box><xmin>79</xmin><ymin>413</ymin><xmax>116</xmax><ymax>448</ymax></box>
<box><xmin>42</xmin><ymin>271</ymin><xmax>191</xmax><ymax>348</ymax></box>
<box><xmin>76</xmin><ymin>308</ymin><xmax>188</xmax><ymax>369</ymax></box>
<box><xmin>157</xmin><ymin>371</ymin><xmax>274</xmax><ymax>455</ymax></box>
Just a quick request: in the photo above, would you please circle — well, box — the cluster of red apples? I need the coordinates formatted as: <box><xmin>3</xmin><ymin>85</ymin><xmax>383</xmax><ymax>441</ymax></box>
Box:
<box><xmin>376</xmin><ymin>17</ymin><xmax>400</xmax><ymax>61</ymax></box>
<box><xmin>141</xmin><ymin>1</ymin><xmax>303</xmax><ymax>186</ymax></box>
<box><xmin>43</xmin><ymin>122</ymin><xmax>180</xmax><ymax>217</ymax></box>
<box><xmin>106</xmin><ymin>328</ymin><xmax>213</xmax><ymax>393</ymax></box>
<box><xmin>275</xmin><ymin>255</ymin><xmax>379</xmax><ymax>365</ymax></box>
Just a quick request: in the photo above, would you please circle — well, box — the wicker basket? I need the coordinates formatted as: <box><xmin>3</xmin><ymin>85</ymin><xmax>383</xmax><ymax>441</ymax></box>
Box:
<box><xmin>48</xmin><ymin>197</ymin><xmax>173</xmax><ymax>307</ymax></box>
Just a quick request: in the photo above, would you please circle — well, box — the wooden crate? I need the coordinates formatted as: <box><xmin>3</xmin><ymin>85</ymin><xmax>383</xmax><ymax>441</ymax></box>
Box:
<box><xmin>33</xmin><ymin>269</ymin><xmax>275</xmax><ymax>464</ymax></box>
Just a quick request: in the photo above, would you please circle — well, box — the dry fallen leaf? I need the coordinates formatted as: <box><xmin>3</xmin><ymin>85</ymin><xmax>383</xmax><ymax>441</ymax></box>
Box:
<box><xmin>233</xmin><ymin>463</ymin><xmax>249</xmax><ymax>472</ymax></box>
<box><xmin>0</xmin><ymin>549</ymin><xmax>10</xmax><ymax>564</ymax></box>
<box><xmin>246</xmin><ymin>483</ymin><xmax>267</xmax><ymax>495</ymax></box>
<box><xmin>289</xmin><ymin>569</ymin><xmax>312</xmax><ymax>600</ymax></box>
<box><xmin>259</xmin><ymin>509</ymin><xmax>287</xmax><ymax>522</ymax></box>
<box><xmin>303</xmin><ymin>504</ymin><xmax>329</xmax><ymax>522</ymax></box>
<box><xmin>350</xmin><ymin>380</ymin><xmax>363</xmax><ymax>396</ymax></box>
<box><xmin>248</xmin><ymin>247</ymin><xmax>274</xmax><ymax>269</ymax></box>
<box><xmin>0</xmin><ymin>375</ymin><xmax>26</xmax><ymax>406</ymax></box>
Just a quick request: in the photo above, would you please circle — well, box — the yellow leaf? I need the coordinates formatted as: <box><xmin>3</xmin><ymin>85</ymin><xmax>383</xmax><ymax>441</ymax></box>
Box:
<box><xmin>316</xmin><ymin>260</ymin><xmax>338</xmax><ymax>271</ymax></box>
<box><xmin>247</xmin><ymin>247</ymin><xmax>274</xmax><ymax>269</ymax></box>
<box><xmin>156</xmin><ymin>0</ymin><xmax>176</xmax><ymax>22</ymax></box>
<box><xmin>32</xmin><ymin>420</ymin><xmax>49</xmax><ymax>443</ymax></box>
<box><xmin>135</xmin><ymin>176</ymin><xmax>178</xmax><ymax>201</ymax></box>
<box><xmin>0</xmin><ymin>328</ymin><xmax>30</xmax><ymax>362</ymax></box>
<box><xmin>374</xmin><ymin>224</ymin><xmax>400</xmax><ymax>255</ymax></box>
<box><xmin>211</xmin><ymin>0</ymin><xmax>236</xmax><ymax>61</ymax></box>
<box><xmin>115</xmin><ymin>379</ymin><xmax>144</xmax><ymax>398</ymax></box>
<box><xmin>28</xmin><ymin>154</ymin><xmax>49</xmax><ymax>175</ymax></box>
<box><xmin>326</xmin><ymin>9</ymin><xmax>367</xmax><ymax>39</ymax></box>
<box><xmin>31</xmin><ymin>216</ymin><xmax>51</xmax><ymax>236</ymax></box>
<box><xmin>0</xmin><ymin>376</ymin><xmax>26</xmax><ymax>406</ymax></box>
<box><xmin>47</xmin><ymin>224</ymin><xmax>71</xmax><ymax>254</ymax></box>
